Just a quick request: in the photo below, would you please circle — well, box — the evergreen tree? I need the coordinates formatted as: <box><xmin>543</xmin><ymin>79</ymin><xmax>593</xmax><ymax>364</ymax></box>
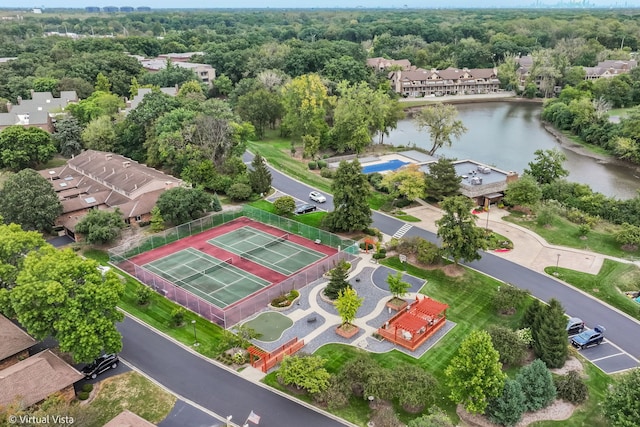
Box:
<box><xmin>424</xmin><ymin>158</ymin><xmax>461</xmax><ymax>201</ymax></box>
<box><xmin>249</xmin><ymin>153</ymin><xmax>272</xmax><ymax>195</ymax></box>
<box><xmin>323</xmin><ymin>160</ymin><xmax>372</xmax><ymax>232</ymax></box>
<box><xmin>323</xmin><ymin>261</ymin><xmax>351</xmax><ymax>300</ymax></box>
<box><xmin>486</xmin><ymin>379</ymin><xmax>526</xmax><ymax>427</ymax></box>
<box><xmin>150</xmin><ymin>206</ymin><xmax>164</xmax><ymax>232</ymax></box>
<box><xmin>436</xmin><ymin>196</ymin><xmax>488</xmax><ymax>265</ymax></box>
<box><xmin>520</xmin><ymin>299</ymin><xmax>544</xmax><ymax>345</ymax></box>
<box><xmin>211</xmin><ymin>193</ymin><xmax>222</xmax><ymax>212</ymax></box>
<box><xmin>534</xmin><ymin>299</ymin><xmax>569</xmax><ymax>368</ymax></box>
<box><xmin>516</xmin><ymin>359</ymin><xmax>557</xmax><ymax>412</ymax></box>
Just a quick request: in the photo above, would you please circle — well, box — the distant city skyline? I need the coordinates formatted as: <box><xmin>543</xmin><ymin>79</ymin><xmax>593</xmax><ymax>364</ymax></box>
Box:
<box><xmin>2</xmin><ymin>0</ymin><xmax>640</xmax><ymax>9</ymax></box>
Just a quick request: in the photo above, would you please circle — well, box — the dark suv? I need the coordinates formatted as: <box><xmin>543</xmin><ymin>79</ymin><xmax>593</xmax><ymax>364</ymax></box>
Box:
<box><xmin>294</xmin><ymin>204</ymin><xmax>317</xmax><ymax>215</ymax></box>
<box><xmin>571</xmin><ymin>326</ymin><xmax>605</xmax><ymax>350</ymax></box>
<box><xmin>82</xmin><ymin>354</ymin><xmax>119</xmax><ymax>379</ymax></box>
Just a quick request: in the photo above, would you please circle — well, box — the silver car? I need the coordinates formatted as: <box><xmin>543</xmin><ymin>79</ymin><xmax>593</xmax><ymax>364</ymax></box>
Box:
<box><xmin>309</xmin><ymin>191</ymin><xmax>326</xmax><ymax>203</ymax></box>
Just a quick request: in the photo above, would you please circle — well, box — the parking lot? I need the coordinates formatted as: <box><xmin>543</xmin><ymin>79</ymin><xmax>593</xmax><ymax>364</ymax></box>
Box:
<box><xmin>569</xmin><ymin>333</ymin><xmax>639</xmax><ymax>374</ymax></box>
<box><xmin>267</xmin><ymin>190</ymin><xmax>328</xmax><ymax>214</ymax></box>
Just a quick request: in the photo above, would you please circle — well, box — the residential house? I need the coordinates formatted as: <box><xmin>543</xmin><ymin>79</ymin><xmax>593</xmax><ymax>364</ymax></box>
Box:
<box><xmin>157</xmin><ymin>52</ymin><xmax>205</xmax><ymax>62</ymax></box>
<box><xmin>0</xmin><ymin>350</ymin><xmax>83</xmax><ymax>408</ymax></box>
<box><xmin>138</xmin><ymin>55</ymin><xmax>215</xmax><ymax>86</ymax></box>
<box><xmin>389</xmin><ymin>67</ymin><xmax>500</xmax><ymax>98</ymax></box>
<box><xmin>0</xmin><ymin>90</ymin><xmax>78</xmax><ymax>132</ymax></box>
<box><xmin>0</xmin><ymin>314</ymin><xmax>36</xmax><ymax>371</ymax></box>
<box><xmin>39</xmin><ymin>150</ymin><xmax>183</xmax><ymax>240</ymax></box>
<box><xmin>366</xmin><ymin>57</ymin><xmax>412</xmax><ymax>71</ymax></box>
<box><xmin>104</xmin><ymin>410</ymin><xmax>156</xmax><ymax>427</ymax></box>
<box><xmin>124</xmin><ymin>86</ymin><xmax>179</xmax><ymax>114</ymax></box>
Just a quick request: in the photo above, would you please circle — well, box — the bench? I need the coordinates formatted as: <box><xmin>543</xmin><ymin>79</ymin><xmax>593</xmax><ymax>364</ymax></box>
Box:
<box><xmin>307</xmin><ymin>316</ymin><xmax>317</xmax><ymax>323</ymax></box>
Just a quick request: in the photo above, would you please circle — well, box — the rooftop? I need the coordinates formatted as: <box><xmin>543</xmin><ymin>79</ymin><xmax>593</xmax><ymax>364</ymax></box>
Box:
<box><xmin>0</xmin><ymin>315</ymin><xmax>36</xmax><ymax>362</ymax></box>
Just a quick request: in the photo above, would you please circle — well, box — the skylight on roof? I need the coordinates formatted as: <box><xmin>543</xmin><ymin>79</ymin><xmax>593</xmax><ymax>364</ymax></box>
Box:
<box><xmin>49</xmin><ymin>171</ymin><xmax>55</xmax><ymax>175</ymax></box>
<box><xmin>59</xmin><ymin>183</ymin><xmax>67</xmax><ymax>187</ymax></box>
<box><xmin>64</xmin><ymin>176</ymin><xmax>73</xmax><ymax>181</ymax></box>
<box><xmin>84</xmin><ymin>197</ymin><xmax>96</xmax><ymax>203</ymax></box>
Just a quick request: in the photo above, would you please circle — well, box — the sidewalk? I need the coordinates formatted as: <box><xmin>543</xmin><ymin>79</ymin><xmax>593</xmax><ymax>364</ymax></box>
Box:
<box><xmin>403</xmin><ymin>204</ymin><xmax>623</xmax><ymax>276</ymax></box>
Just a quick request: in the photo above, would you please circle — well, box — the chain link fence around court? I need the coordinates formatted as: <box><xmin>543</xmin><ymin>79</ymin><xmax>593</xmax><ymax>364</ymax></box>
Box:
<box><xmin>108</xmin><ymin>205</ymin><xmax>360</xmax><ymax>328</ymax></box>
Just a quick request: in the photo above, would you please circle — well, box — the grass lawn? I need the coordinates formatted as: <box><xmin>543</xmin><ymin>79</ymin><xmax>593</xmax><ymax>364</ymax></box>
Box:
<box><xmin>607</xmin><ymin>107</ymin><xmax>632</xmax><ymax>118</ymax></box>
<box><xmin>545</xmin><ymin>259</ymin><xmax>640</xmax><ymax>321</ymax></box>
<box><xmin>503</xmin><ymin>213</ymin><xmax>640</xmax><ymax>260</ymax></box>
<box><xmin>36</xmin><ymin>155</ymin><xmax>68</xmax><ymax>170</ymax></box>
<box><xmin>393</xmin><ymin>214</ymin><xmax>421</xmax><ymax>222</ymax></box>
<box><xmin>248</xmin><ymin>200</ymin><xmax>326</xmax><ymax>228</ymax></box>
<box><xmin>247</xmin><ymin>133</ymin><xmax>333</xmax><ymax>193</ymax></box>
<box><xmin>83</xmin><ymin>249</ymin><xmax>227</xmax><ymax>358</ymax></box>
<box><xmin>560</xmin><ymin>131</ymin><xmax>612</xmax><ymax>157</ymax></box>
<box><xmin>86</xmin><ymin>371</ymin><xmax>176</xmax><ymax>427</ymax></box>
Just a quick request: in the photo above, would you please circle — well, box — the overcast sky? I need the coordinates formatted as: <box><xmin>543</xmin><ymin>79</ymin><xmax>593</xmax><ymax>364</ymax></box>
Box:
<box><xmin>3</xmin><ymin>1</ymin><xmax>639</xmax><ymax>9</ymax></box>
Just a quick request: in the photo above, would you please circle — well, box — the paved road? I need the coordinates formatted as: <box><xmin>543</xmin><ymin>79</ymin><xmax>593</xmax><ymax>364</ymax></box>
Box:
<box><xmin>255</xmin><ymin>153</ymin><xmax>640</xmax><ymax>368</ymax></box>
<box><xmin>118</xmin><ymin>316</ymin><xmax>348</xmax><ymax>427</ymax></box>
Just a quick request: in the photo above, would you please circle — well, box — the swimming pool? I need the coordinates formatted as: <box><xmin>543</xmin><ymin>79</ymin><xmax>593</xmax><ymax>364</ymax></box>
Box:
<box><xmin>361</xmin><ymin>159</ymin><xmax>410</xmax><ymax>174</ymax></box>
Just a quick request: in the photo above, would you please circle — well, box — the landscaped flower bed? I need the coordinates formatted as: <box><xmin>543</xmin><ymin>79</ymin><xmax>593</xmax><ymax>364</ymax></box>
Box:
<box><xmin>268</xmin><ymin>290</ymin><xmax>300</xmax><ymax>310</ymax></box>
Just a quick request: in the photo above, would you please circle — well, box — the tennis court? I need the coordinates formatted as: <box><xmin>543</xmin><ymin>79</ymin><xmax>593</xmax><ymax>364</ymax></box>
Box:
<box><xmin>207</xmin><ymin>226</ymin><xmax>326</xmax><ymax>276</ymax></box>
<box><xmin>143</xmin><ymin>247</ymin><xmax>270</xmax><ymax>308</ymax></box>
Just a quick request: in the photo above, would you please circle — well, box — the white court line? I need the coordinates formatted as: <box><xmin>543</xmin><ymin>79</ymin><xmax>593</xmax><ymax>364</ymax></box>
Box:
<box><xmin>590</xmin><ymin>352</ymin><xmax>625</xmax><ymax>362</ymax></box>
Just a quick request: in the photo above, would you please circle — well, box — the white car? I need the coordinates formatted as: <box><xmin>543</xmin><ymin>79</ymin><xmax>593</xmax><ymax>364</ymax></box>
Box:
<box><xmin>309</xmin><ymin>191</ymin><xmax>326</xmax><ymax>203</ymax></box>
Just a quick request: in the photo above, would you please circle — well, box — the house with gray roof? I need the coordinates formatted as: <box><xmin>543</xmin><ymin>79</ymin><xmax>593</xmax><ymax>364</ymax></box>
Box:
<box><xmin>0</xmin><ymin>314</ymin><xmax>36</xmax><ymax>371</ymax></box>
<box><xmin>40</xmin><ymin>150</ymin><xmax>183</xmax><ymax>240</ymax></box>
<box><xmin>138</xmin><ymin>56</ymin><xmax>215</xmax><ymax>86</ymax></box>
<box><xmin>0</xmin><ymin>90</ymin><xmax>78</xmax><ymax>133</ymax></box>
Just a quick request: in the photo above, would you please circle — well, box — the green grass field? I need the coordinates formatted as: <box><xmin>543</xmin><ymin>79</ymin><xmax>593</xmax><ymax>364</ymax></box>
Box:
<box><xmin>546</xmin><ymin>259</ymin><xmax>640</xmax><ymax>321</ymax></box>
<box><xmin>504</xmin><ymin>213</ymin><xmax>640</xmax><ymax>260</ymax></box>
<box><xmin>243</xmin><ymin>312</ymin><xmax>293</xmax><ymax>342</ymax></box>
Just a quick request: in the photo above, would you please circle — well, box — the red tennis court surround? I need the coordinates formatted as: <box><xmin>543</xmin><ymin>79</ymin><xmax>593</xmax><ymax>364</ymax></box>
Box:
<box><xmin>119</xmin><ymin>216</ymin><xmax>350</xmax><ymax>328</ymax></box>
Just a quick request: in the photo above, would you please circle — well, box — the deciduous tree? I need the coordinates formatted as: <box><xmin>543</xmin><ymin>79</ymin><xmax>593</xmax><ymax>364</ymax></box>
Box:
<box><xmin>414</xmin><ymin>104</ymin><xmax>467</xmax><ymax>156</ymax></box>
<box><xmin>4</xmin><ymin>247</ymin><xmax>124</xmax><ymax>362</ymax></box>
<box><xmin>335</xmin><ymin>286</ymin><xmax>363</xmax><ymax>327</ymax></box>
<box><xmin>0</xmin><ymin>126</ymin><xmax>56</xmax><ymax>171</ymax></box>
<box><xmin>75</xmin><ymin>208</ymin><xmax>126</xmax><ymax>244</ymax></box>
<box><xmin>445</xmin><ymin>330</ymin><xmax>506</xmax><ymax>414</ymax></box>
<box><xmin>381</xmin><ymin>164</ymin><xmax>426</xmax><ymax>202</ymax></box>
<box><xmin>488</xmin><ymin>325</ymin><xmax>527</xmax><ymax>367</ymax></box>
<box><xmin>525</xmin><ymin>148</ymin><xmax>569</xmax><ymax>185</ymax></box>
<box><xmin>504</xmin><ymin>174</ymin><xmax>542</xmax><ymax>208</ymax></box>
<box><xmin>0</xmin><ymin>223</ymin><xmax>46</xmax><ymax>290</ymax></box>
<box><xmin>281</xmin><ymin>74</ymin><xmax>330</xmax><ymax>142</ymax></box>
<box><xmin>436</xmin><ymin>196</ymin><xmax>488</xmax><ymax>265</ymax></box>
<box><xmin>277</xmin><ymin>354</ymin><xmax>330</xmax><ymax>395</ymax></box>
<box><xmin>603</xmin><ymin>368</ymin><xmax>640</xmax><ymax>427</ymax></box>
<box><xmin>323</xmin><ymin>160</ymin><xmax>372</xmax><ymax>232</ymax></box>
<box><xmin>386</xmin><ymin>272</ymin><xmax>411</xmax><ymax>299</ymax></box>
<box><xmin>0</xmin><ymin>169</ymin><xmax>62</xmax><ymax>233</ymax></box>
<box><xmin>156</xmin><ymin>187</ymin><xmax>211</xmax><ymax>225</ymax></box>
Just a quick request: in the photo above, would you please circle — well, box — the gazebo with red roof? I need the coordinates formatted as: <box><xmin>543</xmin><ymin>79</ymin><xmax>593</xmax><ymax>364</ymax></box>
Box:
<box><xmin>377</xmin><ymin>296</ymin><xmax>448</xmax><ymax>352</ymax></box>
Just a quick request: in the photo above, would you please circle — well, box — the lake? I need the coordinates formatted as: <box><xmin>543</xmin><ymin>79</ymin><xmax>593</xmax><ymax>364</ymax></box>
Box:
<box><xmin>385</xmin><ymin>102</ymin><xmax>640</xmax><ymax>199</ymax></box>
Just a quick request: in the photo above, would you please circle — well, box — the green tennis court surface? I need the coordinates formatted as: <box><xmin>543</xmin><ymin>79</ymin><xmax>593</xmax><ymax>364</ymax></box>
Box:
<box><xmin>144</xmin><ymin>247</ymin><xmax>270</xmax><ymax>308</ymax></box>
<box><xmin>207</xmin><ymin>226</ymin><xmax>326</xmax><ymax>275</ymax></box>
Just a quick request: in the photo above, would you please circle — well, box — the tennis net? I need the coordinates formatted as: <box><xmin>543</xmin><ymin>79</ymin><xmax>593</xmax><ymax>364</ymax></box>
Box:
<box><xmin>202</xmin><ymin>258</ymin><xmax>233</xmax><ymax>275</ymax></box>
<box><xmin>241</xmin><ymin>234</ymin><xmax>288</xmax><ymax>259</ymax></box>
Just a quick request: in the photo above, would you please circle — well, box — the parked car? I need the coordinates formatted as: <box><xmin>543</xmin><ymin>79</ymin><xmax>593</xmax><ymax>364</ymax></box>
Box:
<box><xmin>82</xmin><ymin>353</ymin><xmax>119</xmax><ymax>379</ymax></box>
<box><xmin>309</xmin><ymin>191</ymin><xmax>327</xmax><ymax>203</ymax></box>
<box><xmin>566</xmin><ymin>317</ymin><xmax>585</xmax><ymax>335</ymax></box>
<box><xmin>571</xmin><ymin>325</ymin><xmax>605</xmax><ymax>349</ymax></box>
<box><xmin>294</xmin><ymin>204</ymin><xmax>317</xmax><ymax>215</ymax></box>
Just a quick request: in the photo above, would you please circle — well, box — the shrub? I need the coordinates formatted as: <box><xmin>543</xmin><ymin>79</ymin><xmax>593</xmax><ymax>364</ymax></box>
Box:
<box><xmin>308</xmin><ymin>161</ymin><xmax>317</xmax><ymax>170</ymax></box>
<box><xmin>554</xmin><ymin>370</ymin><xmax>588</xmax><ymax>404</ymax></box>
<box><xmin>493</xmin><ymin>284</ymin><xmax>529</xmax><ymax>315</ymax></box>
<box><xmin>486</xmin><ymin>379</ymin><xmax>526</xmax><ymax>427</ymax></box>
<box><xmin>77</xmin><ymin>391</ymin><xmax>90</xmax><ymax>400</ymax></box>
<box><xmin>372</xmin><ymin>252</ymin><xmax>386</xmax><ymax>260</ymax></box>
<box><xmin>368</xmin><ymin>172</ymin><xmax>385</xmax><ymax>190</ymax></box>
<box><xmin>359</xmin><ymin>242</ymin><xmax>375</xmax><ymax>250</ymax></box>
<box><xmin>273</xmin><ymin>196</ymin><xmax>296</xmax><ymax>215</ymax></box>
<box><xmin>416</xmin><ymin>239</ymin><xmax>441</xmax><ymax>265</ymax></box>
<box><xmin>289</xmin><ymin>289</ymin><xmax>299</xmax><ymax>298</ymax></box>
<box><xmin>393</xmin><ymin>197</ymin><xmax>412</xmax><ymax>208</ymax></box>
<box><xmin>320</xmin><ymin>167</ymin><xmax>335</xmax><ymax>178</ymax></box>
<box><xmin>396</xmin><ymin>236</ymin><xmax>422</xmax><ymax>255</ymax></box>
<box><xmin>317</xmin><ymin>160</ymin><xmax>327</xmax><ymax>169</ymax></box>
<box><xmin>135</xmin><ymin>285</ymin><xmax>153</xmax><ymax>306</ymax></box>
<box><xmin>232</xmin><ymin>351</ymin><xmax>246</xmax><ymax>365</ymax></box>
<box><xmin>488</xmin><ymin>325</ymin><xmax>527</xmax><ymax>367</ymax></box>
<box><xmin>81</xmin><ymin>383</ymin><xmax>94</xmax><ymax>393</ymax></box>
<box><xmin>226</xmin><ymin>183</ymin><xmax>253</xmax><ymax>201</ymax></box>
<box><xmin>171</xmin><ymin>307</ymin><xmax>186</xmax><ymax>326</ymax></box>
<box><xmin>578</xmin><ymin>223</ymin><xmax>591</xmax><ymax>237</ymax></box>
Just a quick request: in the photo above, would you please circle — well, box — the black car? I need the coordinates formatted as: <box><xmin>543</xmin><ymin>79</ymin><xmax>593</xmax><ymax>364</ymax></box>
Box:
<box><xmin>566</xmin><ymin>317</ymin><xmax>585</xmax><ymax>335</ymax></box>
<box><xmin>294</xmin><ymin>204</ymin><xmax>317</xmax><ymax>215</ymax></box>
<box><xmin>82</xmin><ymin>354</ymin><xmax>119</xmax><ymax>379</ymax></box>
<box><xmin>571</xmin><ymin>325</ymin><xmax>605</xmax><ymax>349</ymax></box>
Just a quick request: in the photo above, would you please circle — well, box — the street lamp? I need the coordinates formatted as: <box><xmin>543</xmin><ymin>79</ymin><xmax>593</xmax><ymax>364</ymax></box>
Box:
<box><xmin>485</xmin><ymin>204</ymin><xmax>490</xmax><ymax>230</ymax></box>
<box><xmin>191</xmin><ymin>320</ymin><xmax>199</xmax><ymax>347</ymax></box>
<box><xmin>555</xmin><ymin>253</ymin><xmax>561</xmax><ymax>276</ymax></box>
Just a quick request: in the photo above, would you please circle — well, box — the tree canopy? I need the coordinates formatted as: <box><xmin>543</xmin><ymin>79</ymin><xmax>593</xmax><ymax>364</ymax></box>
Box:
<box><xmin>525</xmin><ymin>148</ymin><xmax>569</xmax><ymax>185</ymax></box>
<box><xmin>323</xmin><ymin>160</ymin><xmax>372</xmax><ymax>232</ymax></box>
<box><xmin>0</xmin><ymin>169</ymin><xmax>62</xmax><ymax>233</ymax></box>
<box><xmin>75</xmin><ymin>208</ymin><xmax>126</xmax><ymax>244</ymax></box>
<box><xmin>156</xmin><ymin>187</ymin><xmax>212</xmax><ymax>226</ymax></box>
<box><xmin>414</xmin><ymin>104</ymin><xmax>467</xmax><ymax>156</ymax></box>
<box><xmin>0</xmin><ymin>126</ymin><xmax>56</xmax><ymax>171</ymax></box>
<box><xmin>0</xmin><ymin>247</ymin><xmax>124</xmax><ymax>363</ymax></box>
<box><xmin>436</xmin><ymin>195</ymin><xmax>488</xmax><ymax>265</ymax></box>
